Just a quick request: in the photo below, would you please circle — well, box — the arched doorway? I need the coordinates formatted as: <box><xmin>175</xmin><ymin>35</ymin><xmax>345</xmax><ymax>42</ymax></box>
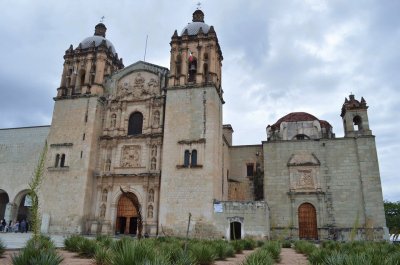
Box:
<box><xmin>298</xmin><ymin>203</ymin><xmax>318</xmax><ymax>240</ymax></box>
<box><xmin>0</xmin><ymin>190</ymin><xmax>9</xmax><ymax>220</ymax></box>
<box><xmin>16</xmin><ymin>193</ymin><xmax>31</xmax><ymax>222</ymax></box>
<box><xmin>116</xmin><ymin>193</ymin><xmax>139</xmax><ymax>235</ymax></box>
<box><xmin>230</xmin><ymin>222</ymin><xmax>241</xmax><ymax>240</ymax></box>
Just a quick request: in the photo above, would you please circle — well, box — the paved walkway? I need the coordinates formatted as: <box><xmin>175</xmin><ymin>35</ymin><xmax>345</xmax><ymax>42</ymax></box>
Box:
<box><xmin>0</xmin><ymin>232</ymin><xmax>65</xmax><ymax>249</ymax></box>
<box><xmin>277</xmin><ymin>248</ymin><xmax>308</xmax><ymax>265</ymax></box>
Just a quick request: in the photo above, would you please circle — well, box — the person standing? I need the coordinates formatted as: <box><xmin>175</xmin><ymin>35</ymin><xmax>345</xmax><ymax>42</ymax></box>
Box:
<box><xmin>20</xmin><ymin>219</ymin><xmax>27</xmax><ymax>233</ymax></box>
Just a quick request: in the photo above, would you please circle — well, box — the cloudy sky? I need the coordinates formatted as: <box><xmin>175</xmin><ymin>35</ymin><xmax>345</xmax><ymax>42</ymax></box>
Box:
<box><xmin>0</xmin><ymin>0</ymin><xmax>399</xmax><ymax>201</ymax></box>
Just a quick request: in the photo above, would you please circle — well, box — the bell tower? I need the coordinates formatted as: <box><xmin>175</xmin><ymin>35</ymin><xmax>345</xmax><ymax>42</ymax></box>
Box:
<box><xmin>341</xmin><ymin>94</ymin><xmax>372</xmax><ymax>137</ymax></box>
<box><xmin>57</xmin><ymin>23</ymin><xmax>123</xmax><ymax>97</ymax></box>
<box><xmin>159</xmin><ymin>9</ymin><xmax>226</xmax><ymax>236</ymax></box>
<box><xmin>41</xmin><ymin>24</ymin><xmax>123</xmax><ymax>233</ymax></box>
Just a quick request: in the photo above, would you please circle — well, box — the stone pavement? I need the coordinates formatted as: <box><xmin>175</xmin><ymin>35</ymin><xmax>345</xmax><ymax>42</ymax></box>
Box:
<box><xmin>0</xmin><ymin>232</ymin><xmax>66</xmax><ymax>249</ymax></box>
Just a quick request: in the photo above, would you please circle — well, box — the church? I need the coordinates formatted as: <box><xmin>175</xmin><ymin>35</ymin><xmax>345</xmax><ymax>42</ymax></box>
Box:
<box><xmin>0</xmin><ymin>9</ymin><xmax>387</xmax><ymax>241</ymax></box>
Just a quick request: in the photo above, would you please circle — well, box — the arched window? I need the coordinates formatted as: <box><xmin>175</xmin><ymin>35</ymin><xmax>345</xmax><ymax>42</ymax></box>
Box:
<box><xmin>353</xmin><ymin>115</ymin><xmax>362</xmax><ymax>131</ymax></box>
<box><xmin>293</xmin><ymin>134</ymin><xmax>310</xmax><ymax>140</ymax></box>
<box><xmin>60</xmin><ymin>154</ymin><xmax>66</xmax><ymax>167</ymax></box>
<box><xmin>80</xmin><ymin>70</ymin><xmax>86</xmax><ymax>87</ymax></box>
<box><xmin>128</xmin><ymin>112</ymin><xmax>143</xmax><ymax>135</ymax></box>
<box><xmin>184</xmin><ymin>150</ymin><xmax>190</xmax><ymax>167</ymax></box>
<box><xmin>188</xmin><ymin>53</ymin><xmax>197</xmax><ymax>82</ymax></box>
<box><xmin>203</xmin><ymin>63</ymin><xmax>209</xmax><ymax>82</ymax></box>
<box><xmin>176</xmin><ymin>54</ymin><xmax>182</xmax><ymax>77</ymax></box>
<box><xmin>191</xmin><ymin>149</ymin><xmax>197</xmax><ymax>166</ymax></box>
<box><xmin>55</xmin><ymin>154</ymin><xmax>60</xmax><ymax>168</ymax></box>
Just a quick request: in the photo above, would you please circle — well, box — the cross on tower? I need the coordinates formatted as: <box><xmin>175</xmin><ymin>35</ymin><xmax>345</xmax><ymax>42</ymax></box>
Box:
<box><xmin>100</xmin><ymin>16</ymin><xmax>105</xmax><ymax>23</ymax></box>
<box><xmin>196</xmin><ymin>2</ymin><xmax>202</xmax><ymax>10</ymax></box>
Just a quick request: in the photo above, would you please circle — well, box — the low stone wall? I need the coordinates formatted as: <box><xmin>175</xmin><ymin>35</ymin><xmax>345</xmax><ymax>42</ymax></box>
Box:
<box><xmin>213</xmin><ymin>201</ymin><xmax>270</xmax><ymax>240</ymax></box>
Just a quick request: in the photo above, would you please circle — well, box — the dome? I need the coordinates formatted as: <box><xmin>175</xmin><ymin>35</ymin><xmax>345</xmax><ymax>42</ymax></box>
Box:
<box><xmin>181</xmin><ymin>22</ymin><xmax>210</xmax><ymax>35</ymax></box>
<box><xmin>78</xmin><ymin>23</ymin><xmax>117</xmax><ymax>55</ymax></box>
<box><xmin>181</xmin><ymin>9</ymin><xmax>210</xmax><ymax>36</ymax></box>
<box><xmin>79</xmin><ymin>35</ymin><xmax>116</xmax><ymax>54</ymax></box>
<box><xmin>270</xmin><ymin>112</ymin><xmax>331</xmax><ymax>130</ymax></box>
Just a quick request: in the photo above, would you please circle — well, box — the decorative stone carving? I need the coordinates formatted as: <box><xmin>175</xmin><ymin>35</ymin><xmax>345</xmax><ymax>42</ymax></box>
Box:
<box><xmin>121</xmin><ymin>145</ymin><xmax>141</xmax><ymax>168</ymax></box>
<box><xmin>151</xmin><ymin>145</ymin><xmax>157</xmax><ymax>157</ymax></box>
<box><xmin>297</xmin><ymin>169</ymin><xmax>314</xmax><ymax>188</ymax></box>
<box><xmin>148</xmin><ymin>205</ymin><xmax>153</xmax><ymax>218</ymax></box>
<box><xmin>147</xmin><ymin>78</ymin><xmax>158</xmax><ymax>94</ymax></box>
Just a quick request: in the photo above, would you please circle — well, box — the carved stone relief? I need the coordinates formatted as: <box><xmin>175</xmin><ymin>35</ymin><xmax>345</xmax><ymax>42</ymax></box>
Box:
<box><xmin>120</xmin><ymin>145</ymin><xmax>141</xmax><ymax>168</ymax></box>
<box><xmin>297</xmin><ymin>170</ymin><xmax>314</xmax><ymax>189</ymax></box>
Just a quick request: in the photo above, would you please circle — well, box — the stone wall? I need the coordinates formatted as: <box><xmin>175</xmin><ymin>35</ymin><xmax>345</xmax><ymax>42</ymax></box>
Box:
<box><xmin>0</xmin><ymin>126</ymin><xmax>49</xmax><ymax>222</ymax></box>
<box><xmin>214</xmin><ymin>201</ymin><xmax>270</xmax><ymax>240</ymax></box>
<box><xmin>263</xmin><ymin>136</ymin><xmax>387</xmax><ymax>241</ymax></box>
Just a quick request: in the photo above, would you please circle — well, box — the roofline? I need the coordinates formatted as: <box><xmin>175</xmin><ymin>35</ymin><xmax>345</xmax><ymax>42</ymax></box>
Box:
<box><xmin>0</xmin><ymin>125</ymin><xmax>51</xmax><ymax>131</ymax></box>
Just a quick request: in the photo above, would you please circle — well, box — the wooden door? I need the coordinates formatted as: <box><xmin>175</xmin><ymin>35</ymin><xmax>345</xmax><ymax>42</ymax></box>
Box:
<box><xmin>298</xmin><ymin>203</ymin><xmax>318</xmax><ymax>239</ymax></box>
<box><xmin>116</xmin><ymin>194</ymin><xmax>138</xmax><ymax>235</ymax></box>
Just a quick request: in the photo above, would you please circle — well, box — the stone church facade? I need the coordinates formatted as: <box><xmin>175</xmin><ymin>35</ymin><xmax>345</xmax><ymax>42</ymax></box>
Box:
<box><xmin>0</xmin><ymin>10</ymin><xmax>387</xmax><ymax>241</ymax></box>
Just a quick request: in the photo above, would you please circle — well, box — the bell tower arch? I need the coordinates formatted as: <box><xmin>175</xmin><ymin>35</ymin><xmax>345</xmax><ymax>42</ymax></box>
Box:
<box><xmin>341</xmin><ymin>94</ymin><xmax>372</xmax><ymax>137</ymax></box>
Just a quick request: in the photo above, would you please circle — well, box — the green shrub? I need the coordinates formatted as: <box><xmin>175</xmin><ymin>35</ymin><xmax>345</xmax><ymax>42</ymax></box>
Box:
<box><xmin>94</xmin><ymin>245</ymin><xmax>113</xmax><ymax>265</ymax></box>
<box><xmin>242</xmin><ymin>238</ymin><xmax>257</xmax><ymax>250</ymax></box>
<box><xmin>96</xmin><ymin>235</ymin><xmax>114</xmax><ymax>248</ymax></box>
<box><xmin>12</xmin><ymin>236</ymin><xmax>62</xmax><ymax>265</ymax></box>
<box><xmin>230</xmin><ymin>240</ymin><xmax>244</xmax><ymax>254</ymax></box>
<box><xmin>281</xmin><ymin>240</ymin><xmax>291</xmax><ymax>248</ymax></box>
<box><xmin>64</xmin><ymin>235</ymin><xmax>85</xmax><ymax>252</ymax></box>
<box><xmin>241</xmin><ymin>248</ymin><xmax>274</xmax><ymax>265</ymax></box>
<box><xmin>256</xmin><ymin>240</ymin><xmax>264</xmax><ymax>247</ymax></box>
<box><xmin>210</xmin><ymin>240</ymin><xmax>235</xmax><ymax>260</ymax></box>
<box><xmin>189</xmin><ymin>242</ymin><xmax>217</xmax><ymax>265</ymax></box>
<box><xmin>293</xmin><ymin>240</ymin><xmax>316</xmax><ymax>256</ymax></box>
<box><xmin>263</xmin><ymin>241</ymin><xmax>281</xmax><ymax>262</ymax></box>
<box><xmin>77</xmin><ymin>238</ymin><xmax>99</xmax><ymax>258</ymax></box>
<box><xmin>110</xmin><ymin>239</ymin><xmax>167</xmax><ymax>265</ymax></box>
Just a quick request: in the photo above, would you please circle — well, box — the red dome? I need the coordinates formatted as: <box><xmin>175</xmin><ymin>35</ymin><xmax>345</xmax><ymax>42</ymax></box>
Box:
<box><xmin>269</xmin><ymin>112</ymin><xmax>331</xmax><ymax>130</ymax></box>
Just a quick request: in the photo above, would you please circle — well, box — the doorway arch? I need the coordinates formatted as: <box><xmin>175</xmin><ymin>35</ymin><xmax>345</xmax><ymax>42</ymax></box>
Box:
<box><xmin>230</xmin><ymin>221</ymin><xmax>242</xmax><ymax>240</ymax></box>
<box><xmin>0</xmin><ymin>190</ymin><xmax>9</xmax><ymax>220</ymax></box>
<box><xmin>298</xmin><ymin>202</ymin><xmax>318</xmax><ymax>240</ymax></box>
<box><xmin>13</xmin><ymin>190</ymin><xmax>31</xmax><ymax>222</ymax></box>
<box><xmin>115</xmin><ymin>193</ymin><xmax>140</xmax><ymax>235</ymax></box>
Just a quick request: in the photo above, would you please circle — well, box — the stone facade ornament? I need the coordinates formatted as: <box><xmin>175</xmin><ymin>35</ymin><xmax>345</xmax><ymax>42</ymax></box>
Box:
<box><xmin>121</xmin><ymin>145</ymin><xmax>141</xmax><ymax>167</ymax></box>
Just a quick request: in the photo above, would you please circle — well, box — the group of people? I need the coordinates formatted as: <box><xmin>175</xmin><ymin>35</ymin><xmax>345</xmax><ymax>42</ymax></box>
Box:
<box><xmin>0</xmin><ymin>219</ymin><xmax>29</xmax><ymax>233</ymax></box>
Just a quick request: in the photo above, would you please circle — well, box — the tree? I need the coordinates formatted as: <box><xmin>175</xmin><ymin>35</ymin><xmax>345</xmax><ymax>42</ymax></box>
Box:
<box><xmin>384</xmin><ymin>200</ymin><xmax>400</xmax><ymax>238</ymax></box>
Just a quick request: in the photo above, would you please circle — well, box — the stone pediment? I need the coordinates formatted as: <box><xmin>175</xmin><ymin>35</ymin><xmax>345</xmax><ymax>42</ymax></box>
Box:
<box><xmin>287</xmin><ymin>153</ymin><xmax>320</xmax><ymax>167</ymax></box>
<box><xmin>104</xmin><ymin>61</ymin><xmax>169</xmax><ymax>99</ymax></box>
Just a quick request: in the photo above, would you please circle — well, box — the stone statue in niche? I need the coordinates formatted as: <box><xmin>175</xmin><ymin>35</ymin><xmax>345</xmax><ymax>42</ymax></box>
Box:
<box><xmin>151</xmin><ymin>157</ymin><xmax>156</xmax><ymax>170</ymax></box>
<box><xmin>147</xmin><ymin>78</ymin><xmax>158</xmax><ymax>95</ymax></box>
<box><xmin>148</xmin><ymin>189</ymin><xmax>154</xmax><ymax>202</ymax></box>
<box><xmin>100</xmin><ymin>204</ymin><xmax>106</xmax><ymax>218</ymax></box>
<box><xmin>148</xmin><ymin>205</ymin><xmax>153</xmax><ymax>218</ymax></box>
<box><xmin>153</xmin><ymin>111</ymin><xmax>160</xmax><ymax>127</ymax></box>
<box><xmin>104</xmin><ymin>159</ymin><xmax>111</xmax><ymax>171</ymax></box>
<box><xmin>297</xmin><ymin>169</ymin><xmax>314</xmax><ymax>188</ymax></box>
<box><xmin>102</xmin><ymin>189</ymin><xmax>108</xmax><ymax>202</ymax></box>
<box><xmin>110</xmin><ymin>114</ymin><xmax>116</xmax><ymax>128</ymax></box>
<box><xmin>151</xmin><ymin>145</ymin><xmax>157</xmax><ymax>157</ymax></box>
<box><xmin>121</xmin><ymin>145</ymin><xmax>141</xmax><ymax>167</ymax></box>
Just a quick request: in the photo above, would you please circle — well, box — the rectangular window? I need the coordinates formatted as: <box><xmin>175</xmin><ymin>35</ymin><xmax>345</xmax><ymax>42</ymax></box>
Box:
<box><xmin>247</xmin><ymin>163</ymin><xmax>254</xmax><ymax>177</ymax></box>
